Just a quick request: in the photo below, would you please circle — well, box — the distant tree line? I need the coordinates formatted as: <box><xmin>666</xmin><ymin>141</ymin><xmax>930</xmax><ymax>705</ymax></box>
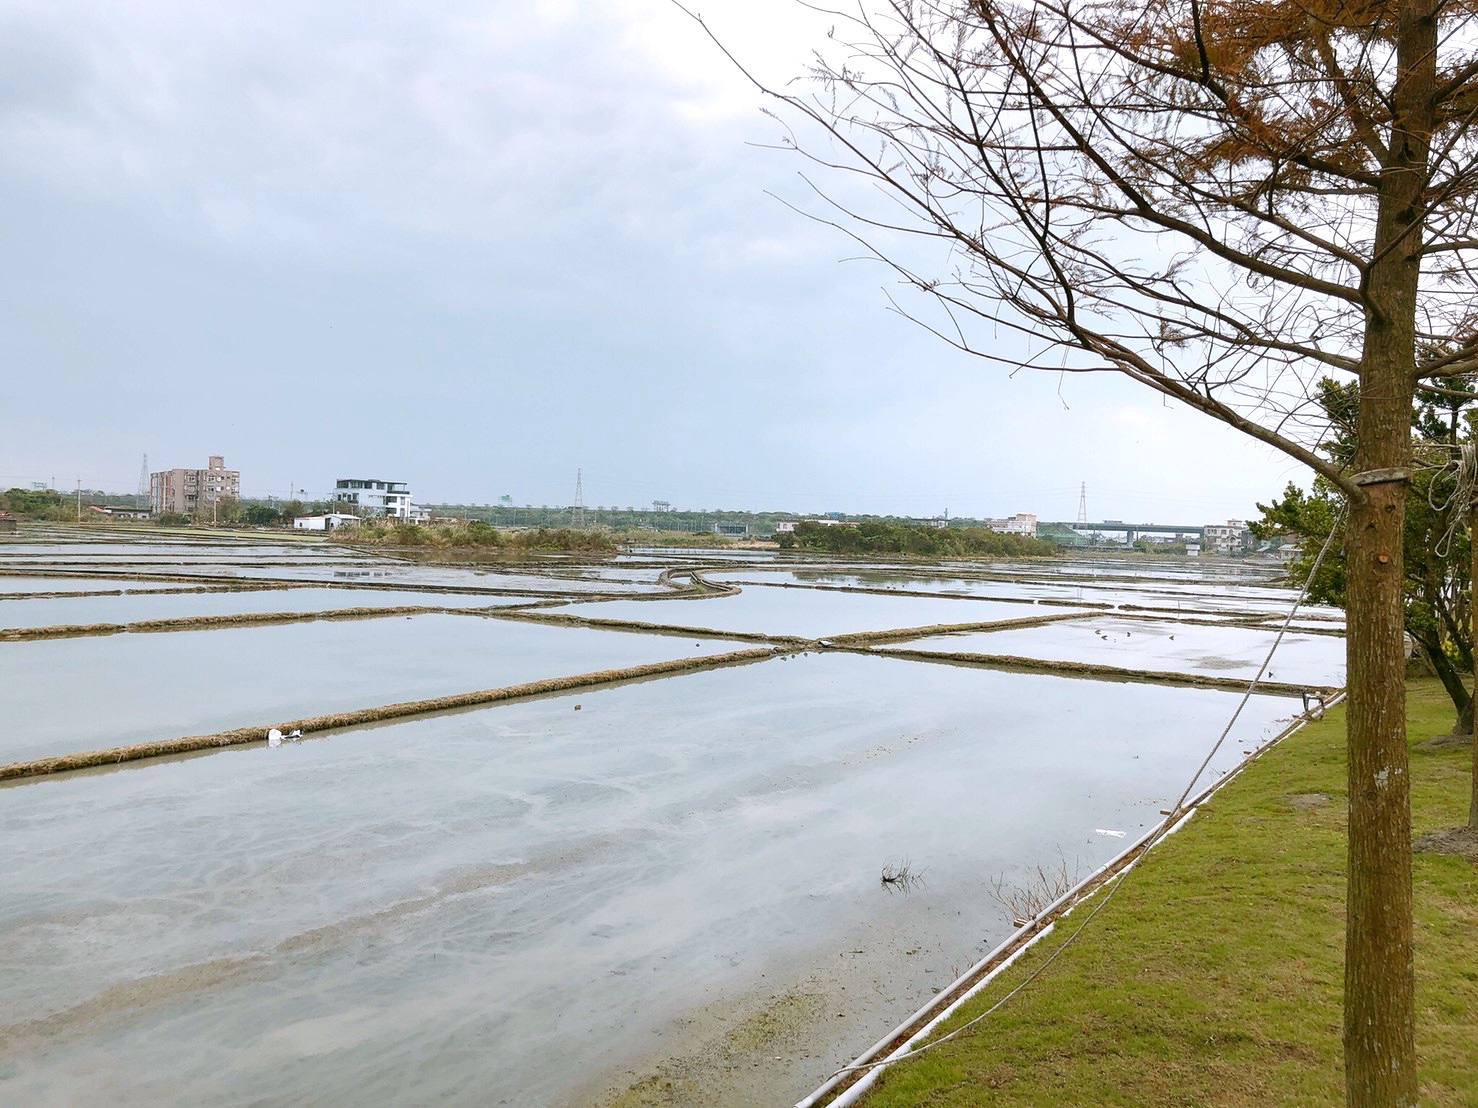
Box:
<box><xmin>1</xmin><ymin>488</ymin><xmax>72</xmax><ymax>520</ymax></box>
<box><xmin>781</xmin><ymin>520</ymin><xmax>1056</xmax><ymax>557</ymax></box>
<box><xmin>343</xmin><ymin>520</ymin><xmax>616</xmax><ymax>553</ymax></box>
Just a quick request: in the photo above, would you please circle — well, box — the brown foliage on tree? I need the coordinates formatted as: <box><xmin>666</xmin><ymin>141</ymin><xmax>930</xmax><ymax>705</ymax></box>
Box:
<box><xmin>683</xmin><ymin>0</ymin><xmax>1478</xmax><ymax>1101</ymax></box>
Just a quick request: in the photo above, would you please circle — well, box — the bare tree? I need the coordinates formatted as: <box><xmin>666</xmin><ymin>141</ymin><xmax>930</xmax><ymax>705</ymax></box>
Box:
<box><xmin>682</xmin><ymin>0</ymin><xmax>1478</xmax><ymax>1102</ymax></box>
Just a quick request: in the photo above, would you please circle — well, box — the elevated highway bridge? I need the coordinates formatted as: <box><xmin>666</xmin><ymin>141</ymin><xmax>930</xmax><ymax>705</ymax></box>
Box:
<box><xmin>1042</xmin><ymin>521</ymin><xmax>1206</xmax><ymax>543</ymax></box>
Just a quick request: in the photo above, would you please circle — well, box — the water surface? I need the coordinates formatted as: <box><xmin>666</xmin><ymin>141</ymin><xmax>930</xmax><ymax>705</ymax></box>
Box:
<box><xmin>0</xmin><ymin>653</ymin><xmax>1295</xmax><ymax>1106</ymax></box>
<box><xmin>0</xmin><ymin>588</ymin><xmax>534</xmax><ymax>630</ymax></box>
<box><xmin>881</xmin><ymin>615</ymin><xmax>1345</xmax><ymax>686</ymax></box>
<box><xmin>0</xmin><ymin>616</ymin><xmax>751</xmax><ymax>764</ymax></box>
<box><xmin>557</xmin><ymin>590</ymin><xmax>1077</xmax><ymax>638</ymax></box>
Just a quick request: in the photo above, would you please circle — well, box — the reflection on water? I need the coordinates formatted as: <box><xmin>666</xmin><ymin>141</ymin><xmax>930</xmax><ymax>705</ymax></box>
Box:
<box><xmin>886</xmin><ymin>615</ymin><xmax>1345</xmax><ymax>687</ymax></box>
<box><xmin>0</xmin><ymin>538</ymin><xmax>1340</xmax><ymax>1104</ymax></box>
<box><xmin>0</xmin><ymin>588</ymin><xmax>533</xmax><ymax>630</ymax></box>
<box><xmin>0</xmin><ymin>577</ymin><xmax>216</xmax><ymax>594</ymax></box>
<box><xmin>556</xmin><ymin>590</ymin><xmax>1079</xmax><ymax>638</ymax></box>
<box><xmin>1</xmin><ymin>655</ymin><xmax>1295</xmax><ymax>1106</ymax></box>
<box><xmin>0</xmin><ymin>616</ymin><xmax>752</xmax><ymax>764</ymax></box>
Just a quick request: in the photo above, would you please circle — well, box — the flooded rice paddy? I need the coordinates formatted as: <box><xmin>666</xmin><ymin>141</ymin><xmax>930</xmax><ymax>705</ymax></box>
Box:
<box><xmin>0</xmin><ymin>527</ymin><xmax>1344</xmax><ymax>1105</ymax></box>
<box><xmin>881</xmin><ymin>614</ymin><xmax>1344</xmax><ymax>687</ymax></box>
<box><xmin>0</xmin><ymin>576</ymin><xmax>219</xmax><ymax>594</ymax></box>
<box><xmin>0</xmin><ymin>588</ymin><xmax>536</xmax><ymax>630</ymax></box>
<box><xmin>1</xmin><ymin>616</ymin><xmax>754</xmax><ymax>765</ymax></box>
<box><xmin>706</xmin><ymin>568</ymin><xmax>1327</xmax><ymax>616</ymax></box>
<box><xmin>553</xmin><ymin>590</ymin><xmax>1079</xmax><ymax>639</ymax></box>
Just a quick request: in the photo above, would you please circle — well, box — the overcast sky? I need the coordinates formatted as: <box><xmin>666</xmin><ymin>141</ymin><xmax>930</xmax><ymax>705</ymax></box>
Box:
<box><xmin>0</xmin><ymin>0</ymin><xmax>1311</xmax><ymax>522</ymax></box>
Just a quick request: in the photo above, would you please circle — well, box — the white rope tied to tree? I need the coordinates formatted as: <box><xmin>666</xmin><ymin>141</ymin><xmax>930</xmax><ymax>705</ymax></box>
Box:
<box><xmin>1431</xmin><ymin>442</ymin><xmax>1478</xmax><ymax>559</ymax></box>
<box><xmin>814</xmin><ymin>513</ymin><xmax>1348</xmax><ymax>1086</ymax></box>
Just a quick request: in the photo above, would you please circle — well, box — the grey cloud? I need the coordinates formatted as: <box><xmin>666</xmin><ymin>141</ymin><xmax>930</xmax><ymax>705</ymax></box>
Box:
<box><xmin>0</xmin><ymin>1</ymin><xmax>1296</xmax><ymax>519</ymax></box>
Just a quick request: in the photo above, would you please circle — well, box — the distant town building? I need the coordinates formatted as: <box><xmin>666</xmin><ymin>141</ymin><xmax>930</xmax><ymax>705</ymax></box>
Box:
<box><xmin>984</xmin><ymin>513</ymin><xmax>1038</xmax><ymax>537</ymax></box>
<box><xmin>1203</xmin><ymin>519</ymin><xmax>1255</xmax><ymax>555</ymax></box>
<box><xmin>776</xmin><ymin>518</ymin><xmax>872</xmax><ymax>534</ymax></box>
<box><xmin>333</xmin><ymin>478</ymin><xmax>415</xmax><ymax>519</ymax></box>
<box><xmin>87</xmin><ymin>505</ymin><xmax>152</xmax><ymax>520</ymax></box>
<box><xmin>150</xmin><ymin>455</ymin><xmax>239</xmax><ymax>517</ymax></box>
<box><xmin>292</xmin><ymin>513</ymin><xmax>360</xmax><ymax>532</ymax></box>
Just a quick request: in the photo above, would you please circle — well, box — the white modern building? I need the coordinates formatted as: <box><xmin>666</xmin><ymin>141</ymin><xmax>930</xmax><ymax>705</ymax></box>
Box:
<box><xmin>333</xmin><ymin>478</ymin><xmax>414</xmax><ymax>519</ymax></box>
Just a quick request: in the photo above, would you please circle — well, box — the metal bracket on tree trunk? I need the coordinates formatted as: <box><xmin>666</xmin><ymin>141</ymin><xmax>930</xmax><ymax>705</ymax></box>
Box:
<box><xmin>1350</xmin><ymin>467</ymin><xmax>1412</xmax><ymax>487</ymax></box>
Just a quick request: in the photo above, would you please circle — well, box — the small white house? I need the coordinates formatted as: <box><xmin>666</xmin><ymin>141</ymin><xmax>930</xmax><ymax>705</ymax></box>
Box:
<box><xmin>293</xmin><ymin>513</ymin><xmax>360</xmax><ymax>532</ymax></box>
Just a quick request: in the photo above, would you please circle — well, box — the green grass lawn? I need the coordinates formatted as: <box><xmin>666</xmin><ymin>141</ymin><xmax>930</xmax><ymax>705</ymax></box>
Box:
<box><xmin>860</xmin><ymin>678</ymin><xmax>1477</xmax><ymax>1107</ymax></box>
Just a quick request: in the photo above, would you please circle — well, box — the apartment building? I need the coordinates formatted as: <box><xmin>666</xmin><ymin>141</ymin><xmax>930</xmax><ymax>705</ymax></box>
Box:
<box><xmin>150</xmin><ymin>455</ymin><xmax>240</xmax><ymax>517</ymax></box>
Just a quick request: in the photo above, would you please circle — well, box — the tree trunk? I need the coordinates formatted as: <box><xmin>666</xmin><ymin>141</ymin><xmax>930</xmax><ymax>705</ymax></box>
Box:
<box><xmin>1471</xmin><ymin>496</ymin><xmax>1478</xmax><ymax>828</ymax></box>
<box><xmin>1343</xmin><ymin>465</ymin><xmax>1417</xmax><ymax>1108</ymax></box>
<box><xmin>1342</xmin><ymin>4</ymin><xmax>1432</xmax><ymax>1100</ymax></box>
<box><xmin>1411</xmin><ymin>632</ymin><xmax>1473</xmax><ymax>736</ymax></box>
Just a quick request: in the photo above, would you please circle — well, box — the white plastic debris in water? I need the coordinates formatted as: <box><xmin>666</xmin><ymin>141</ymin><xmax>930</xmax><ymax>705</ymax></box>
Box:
<box><xmin>1094</xmin><ymin>828</ymin><xmax>1127</xmax><ymax>838</ymax></box>
<box><xmin>267</xmin><ymin>728</ymin><xmax>283</xmax><ymax>747</ymax></box>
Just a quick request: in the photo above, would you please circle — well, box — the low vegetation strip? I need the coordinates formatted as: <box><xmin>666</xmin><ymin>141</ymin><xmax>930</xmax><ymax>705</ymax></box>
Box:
<box><xmin>766</xmin><ymin>589</ymin><xmax>1294</xmax><ymax>627</ymax></box>
<box><xmin>0</xmin><ymin>647</ymin><xmax>781</xmax><ymax>782</ymax></box>
<box><xmin>780</xmin><ymin>520</ymin><xmax>1058</xmax><ymax>558</ymax></box>
<box><xmin>0</xmin><ymin>605</ymin><xmax>484</xmax><ymax>641</ymax></box>
<box><xmin>341</xmin><ymin>521</ymin><xmax>617</xmax><ymax>553</ymax></box>
<box><xmin>826</xmin><ymin>612</ymin><xmax>1089</xmax><ymax>647</ymax></box>
<box><xmin>870</xmin><ymin>646</ymin><xmax>1333</xmax><ymax>697</ymax></box>
<box><xmin>0</xmin><ymin>572</ymin><xmax>643</xmax><ymax>600</ymax></box>
<box><xmin>0</xmin><ymin>569</ymin><xmax>316</xmax><ymax>587</ymax></box>
<box><xmin>0</xmin><ymin>583</ymin><xmax>296</xmax><ymax>601</ymax></box>
<box><xmin>3</xmin><ymin>560</ymin><xmax>362</xmax><ymax>569</ymax></box>
<box><xmin>490</xmin><ymin>607</ymin><xmax>814</xmax><ymax>647</ymax></box>
<box><xmin>851</xmin><ymin>677</ymin><xmax>1477</xmax><ymax>1107</ymax></box>
<box><xmin>743</xmin><ymin>580</ymin><xmax>1053</xmax><ymax>608</ymax></box>
<box><xmin>1117</xmin><ymin>609</ymin><xmax>1348</xmax><ymax>636</ymax></box>
<box><xmin>1116</xmin><ymin>602</ymin><xmax>1348</xmax><ymax>634</ymax></box>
